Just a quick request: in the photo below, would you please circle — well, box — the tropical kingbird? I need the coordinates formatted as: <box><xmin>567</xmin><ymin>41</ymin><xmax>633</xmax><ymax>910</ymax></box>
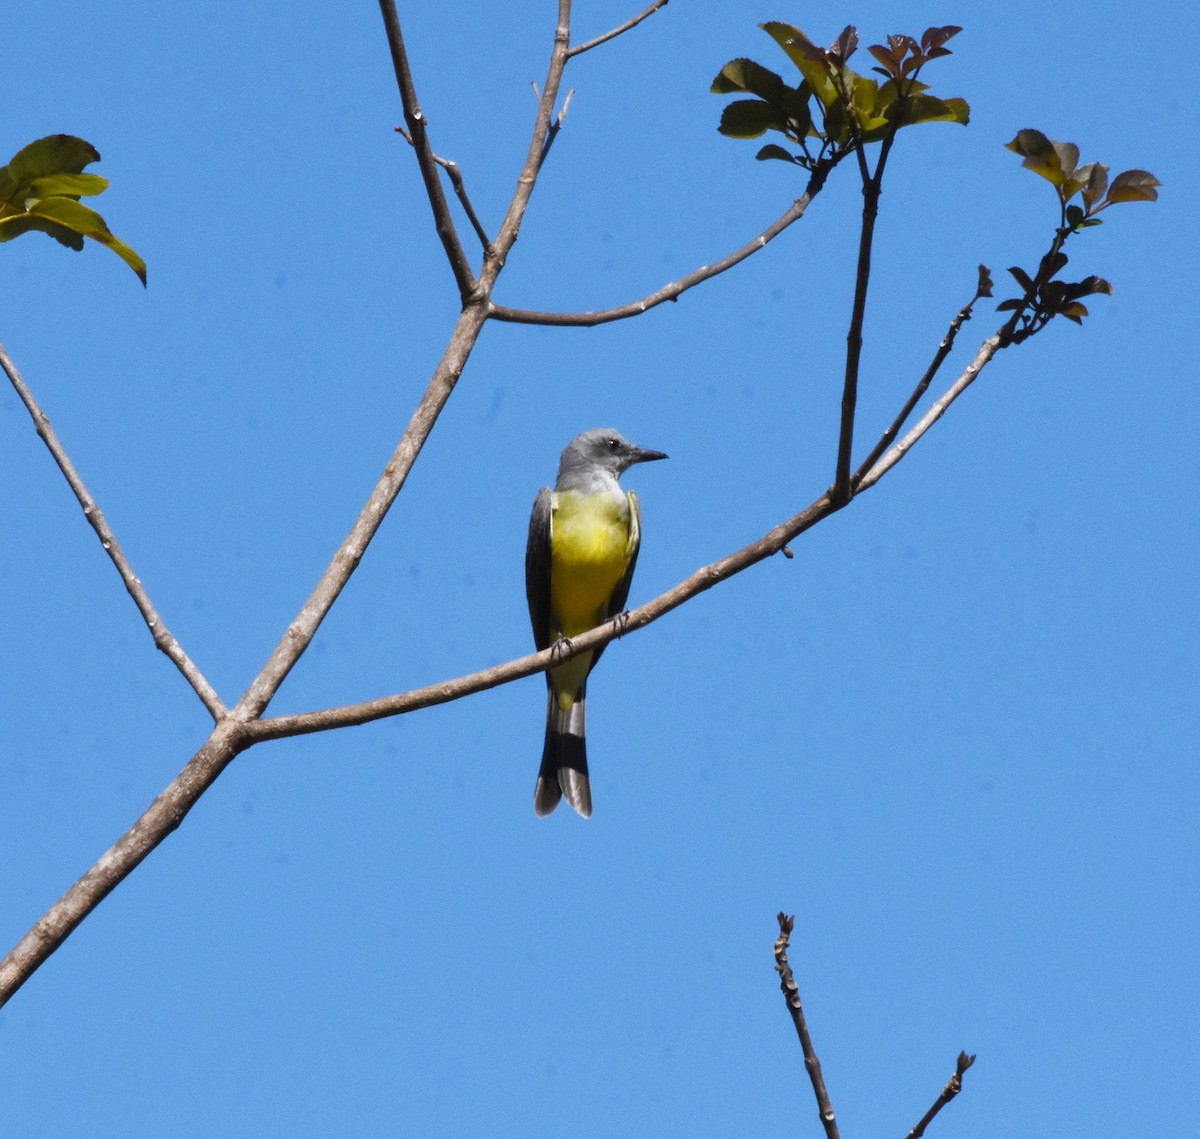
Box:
<box><xmin>525</xmin><ymin>428</ymin><xmax>668</xmax><ymax>817</ymax></box>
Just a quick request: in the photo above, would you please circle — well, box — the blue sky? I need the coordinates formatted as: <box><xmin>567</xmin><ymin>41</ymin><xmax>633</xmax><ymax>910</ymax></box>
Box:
<box><xmin>2</xmin><ymin>2</ymin><xmax>1196</xmax><ymax>1136</ymax></box>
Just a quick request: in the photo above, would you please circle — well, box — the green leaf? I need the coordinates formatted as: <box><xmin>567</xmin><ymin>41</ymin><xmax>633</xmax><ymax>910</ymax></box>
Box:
<box><xmin>1005</xmin><ymin>130</ymin><xmax>1079</xmax><ymax>188</ymax></box>
<box><xmin>718</xmin><ymin>99</ymin><xmax>784</xmax><ymax>139</ymax></box>
<box><xmin>711</xmin><ymin>57</ymin><xmax>786</xmax><ymax>101</ymax></box>
<box><xmin>25</xmin><ymin>196</ymin><xmax>147</xmax><ymax>285</ymax></box>
<box><xmin>1105</xmin><ymin>169</ymin><xmax>1161</xmax><ymax>204</ymax></box>
<box><xmin>0</xmin><ymin>213</ymin><xmax>85</xmax><ymax>249</ymax></box>
<box><xmin>895</xmin><ymin>93</ymin><xmax>969</xmax><ymax>128</ymax></box>
<box><xmin>756</xmin><ymin>143</ymin><xmax>799</xmax><ymax>163</ymax></box>
<box><xmin>1007</xmin><ymin>265</ymin><xmax>1035</xmax><ymax>293</ymax></box>
<box><xmin>25</xmin><ymin>172</ymin><xmax>110</xmax><ymax>200</ymax></box>
<box><xmin>0</xmin><ymin>134</ymin><xmax>102</xmax><ymax>206</ymax></box>
<box><xmin>760</xmin><ymin>22</ymin><xmax>840</xmax><ymax>109</ymax></box>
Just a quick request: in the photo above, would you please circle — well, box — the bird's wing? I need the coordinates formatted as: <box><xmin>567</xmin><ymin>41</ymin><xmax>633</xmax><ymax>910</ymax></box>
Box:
<box><xmin>525</xmin><ymin>486</ymin><xmax>554</xmax><ymax>652</ymax></box>
<box><xmin>592</xmin><ymin>489</ymin><xmax>642</xmax><ymax>668</ymax></box>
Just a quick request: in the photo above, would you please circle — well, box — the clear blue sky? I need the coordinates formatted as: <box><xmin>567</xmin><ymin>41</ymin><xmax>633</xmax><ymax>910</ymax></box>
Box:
<box><xmin>2</xmin><ymin>3</ymin><xmax>1195</xmax><ymax>1136</ymax></box>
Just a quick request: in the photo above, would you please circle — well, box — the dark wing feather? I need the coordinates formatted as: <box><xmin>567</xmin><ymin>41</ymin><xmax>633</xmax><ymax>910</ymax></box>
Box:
<box><xmin>592</xmin><ymin>489</ymin><xmax>642</xmax><ymax>669</ymax></box>
<box><xmin>525</xmin><ymin>487</ymin><xmax>554</xmax><ymax>653</ymax></box>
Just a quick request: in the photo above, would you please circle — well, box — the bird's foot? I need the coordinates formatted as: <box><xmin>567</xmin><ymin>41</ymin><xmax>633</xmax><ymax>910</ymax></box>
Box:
<box><xmin>550</xmin><ymin>634</ymin><xmax>573</xmax><ymax>663</ymax></box>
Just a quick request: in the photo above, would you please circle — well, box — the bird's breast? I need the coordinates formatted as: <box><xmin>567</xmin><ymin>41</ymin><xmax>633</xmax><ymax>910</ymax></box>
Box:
<box><xmin>549</xmin><ymin>490</ymin><xmax>632</xmax><ymax>633</ymax></box>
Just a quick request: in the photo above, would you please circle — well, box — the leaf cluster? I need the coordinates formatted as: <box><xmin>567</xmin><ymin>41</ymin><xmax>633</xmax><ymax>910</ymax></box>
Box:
<box><xmin>712</xmin><ymin>23</ymin><xmax>968</xmax><ymax>168</ymax></box>
<box><xmin>1005</xmin><ymin>128</ymin><xmax>1160</xmax><ymax>230</ymax></box>
<box><xmin>0</xmin><ymin>135</ymin><xmax>146</xmax><ymax>285</ymax></box>
<box><xmin>1000</xmin><ymin>130</ymin><xmax>1159</xmax><ymax>335</ymax></box>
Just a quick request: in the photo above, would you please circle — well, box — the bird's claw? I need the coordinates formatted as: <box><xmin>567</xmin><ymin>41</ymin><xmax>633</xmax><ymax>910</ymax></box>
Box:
<box><xmin>550</xmin><ymin>634</ymin><xmax>573</xmax><ymax>663</ymax></box>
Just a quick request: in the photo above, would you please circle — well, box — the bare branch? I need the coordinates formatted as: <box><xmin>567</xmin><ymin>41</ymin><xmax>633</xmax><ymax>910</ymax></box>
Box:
<box><xmin>855</xmin><ymin>332</ymin><xmax>1005</xmax><ymax>492</ymax></box>
<box><xmin>489</xmin><ymin>0</ymin><xmax>574</xmax><ymax>258</ymax></box>
<box><xmin>775</xmin><ymin>914</ymin><xmax>841</xmax><ymax>1139</ymax></box>
<box><xmin>567</xmin><ymin>0</ymin><xmax>670</xmax><ymax>58</ymax></box>
<box><xmin>395</xmin><ymin>126</ymin><xmax>492</xmax><ymax>252</ymax></box>
<box><xmin>378</xmin><ymin>0</ymin><xmax>477</xmax><ymax>298</ymax></box>
<box><xmin>0</xmin><ymin>340</ymin><xmax>227</xmax><ymax>721</ymax></box>
<box><xmin>851</xmin><ymin>269</ymin><xmax>991</xmax><ymax>490</ymax></box>
<box><xmin>540</xmin><ymin>88</ymin><xmax>575</xmax><ymax>161</ymax></box>
<box><xmin>905</xmin><ymin>1051</ymin><xmax>977</xmax><ymax>1139</ymax></box>
<box><xmin>489</xmin><ymin>167</ymin><xmax>833</xmax><ymax>327</ymax></box>
<box><xmin>0</xmin><ymin>719</ymin><xmax>249</xmax><ymax>1008</ymax></box>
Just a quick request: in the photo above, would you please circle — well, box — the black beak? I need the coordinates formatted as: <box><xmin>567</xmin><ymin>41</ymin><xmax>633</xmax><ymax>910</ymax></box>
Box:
<box><xmin>629</xmin><ymin>445</ymin><xmax>668</xmax><ymax>465</ymax></box>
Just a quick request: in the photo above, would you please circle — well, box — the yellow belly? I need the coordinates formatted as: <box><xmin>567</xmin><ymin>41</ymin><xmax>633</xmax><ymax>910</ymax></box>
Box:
<box><xmin>549</xmin><ymin>490</ymin><xmax>632</xmax><ymax>636</ymax></box>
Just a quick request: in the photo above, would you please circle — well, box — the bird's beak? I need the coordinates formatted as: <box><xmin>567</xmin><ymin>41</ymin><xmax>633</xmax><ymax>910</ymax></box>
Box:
<box><xmin>630</xmin><ymin>445</ymin><xmax>668</xmax><ymax>465</ymax></box>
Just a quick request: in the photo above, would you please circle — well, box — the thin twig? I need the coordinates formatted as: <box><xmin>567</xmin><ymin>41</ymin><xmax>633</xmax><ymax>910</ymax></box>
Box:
<box><xmin>541</xmin><ymin>88</ymin><xmax>575</xmax><ymax>160</ymax></box>
<box><xmin>0</xmin><ymin>340</ymin><xmax>227</xmax><ymax>721</ymax></box>
<box><xmin>489</xmin><ymin>166</ymin><xmax>833</xmax><ymax>327</ymax></box>
<box><xmin>395</xmin><ymin>126</ymin><xmax>492</xmax><ymax>251</ymax></box>
<box><xmin>851</xmin><ymin>267</ymin><xmax>991</xmax><ymax>490</ymax></box>
<box><xmin>567</xmin><ymin>0</ymin><xmax>670</xmax><ymax>58</ymax></box>
<box><xmin>378</xmin><ymin>0</ymin><xmax>477</xmax><ymax>298</ymax></box>
<box><xmin>905</xmin><ymin>1052</ymin><xmax>977</xmax><ymax>1139</ymax></box>
<box><xmin>833</xmin><ymin>102</ymin><xmax>907</xmax><ymax>501</ymax></box>
<box><xmin>855</xmin><ymin>332</ymin><xmax>1005</xmax><ymax>492</ymax></box>
<box><xmin>775</xmin><ymin>914</ymin><xmax>840</xmax><ymax>1139</ymax></box>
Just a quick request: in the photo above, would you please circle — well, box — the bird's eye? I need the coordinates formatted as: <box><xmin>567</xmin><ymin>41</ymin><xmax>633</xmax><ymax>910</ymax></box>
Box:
<box><xmin>606</xmin><ymin>437</ymin><xmax>619</xmax><ymax>451</ymax></box>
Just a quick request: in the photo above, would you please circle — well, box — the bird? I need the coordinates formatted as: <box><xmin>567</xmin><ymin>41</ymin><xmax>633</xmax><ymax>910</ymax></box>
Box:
<box><xmin>525</xmin><ymin>428</ymin><xmax>668</xmax><ymax>817</ymax></box>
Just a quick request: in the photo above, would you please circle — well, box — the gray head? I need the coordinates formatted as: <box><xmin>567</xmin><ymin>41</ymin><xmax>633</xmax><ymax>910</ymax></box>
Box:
<box><xmin>556</xmin><ymin>427</ymin><xmax>668</xmax><ymax>490</ymax></box>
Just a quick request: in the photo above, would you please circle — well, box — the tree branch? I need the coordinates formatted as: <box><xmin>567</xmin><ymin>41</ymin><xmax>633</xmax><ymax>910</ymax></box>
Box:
<box><xmin>775</xmin><ymin>913</ymin><xmax>840</xmax><ymax>1139</ymax></box>
<box><xmin>489</xmin><ymin>167</ymin><xmax>832</xmax><ymax>327</ymax></box>
<box><xmin>854</xmin><ymin>331</ymin><xmax>1006</xmax><ymax>493</ymax></box>
<box><xmin>378</xmin><ymin>0</ymin><xmax>477</xmax><ymax>299</ymax></box>
<box><xmin>905</xmin><ymin>1051</ymin><xmax>977</xmax><ymax>1139</ymax></box>
<box><xmin>0</xmin><ymin>339</ymin><xmax>227</xmax><ymax>721</ymax></box>
<box><xmin>0</xmin><ymin>2</ymin><xmax>582</xmax><ymax>1006</ymax></box>
<box><xmin>851</xmin><ymin>268</ymin><xmax>991</xmax><ymax>490</ymax></box>
<box><xmin>488</xmin><ymin>0</ymin><xmax>574</xmax><ymax>261</ymax></box>
<box><xmin>567</xmin><ymin>0</ymin><xmax>670</xmax><ymax>58</ymax></box>
<box><xmin>395</xmin><ymin>126</ymin><xmax>492</xmax><ymax>252</ymax></box>
<box><xmin>0</xmin><ymin>719</ymin><xmax>249</xmax><ymax>1007</ymax></box>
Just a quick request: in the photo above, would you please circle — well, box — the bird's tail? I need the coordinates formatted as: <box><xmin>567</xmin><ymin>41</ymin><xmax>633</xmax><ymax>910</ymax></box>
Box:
<box><xmin>534</xmin><ymin>690</ymin><xmax>591</xmax><ymax>818</ymax></box>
